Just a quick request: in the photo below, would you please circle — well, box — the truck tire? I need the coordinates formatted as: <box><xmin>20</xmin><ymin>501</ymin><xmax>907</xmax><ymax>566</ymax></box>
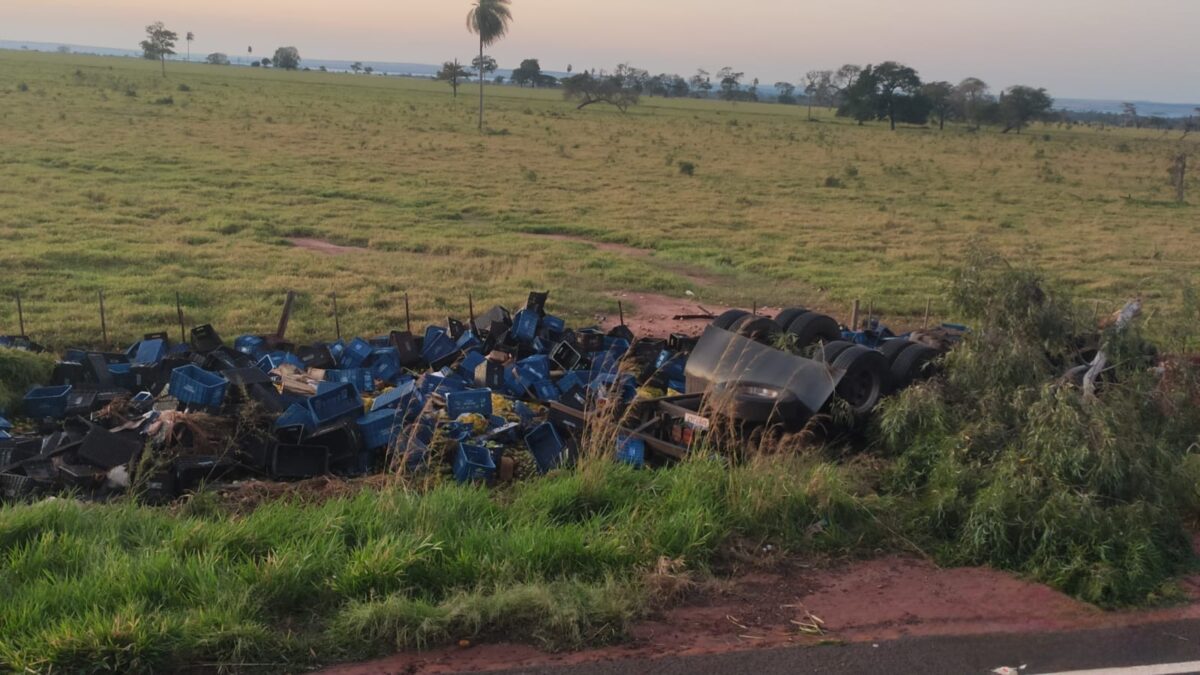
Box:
<box><xmin>831</xmin><ymin>346</ymin><xmax>888</xmax><ymax>416</ymax></box>
<box><xmin>879</xmin><ymin>339</ymin><xmax>917</xmax><ymax>365</ymax></box>
<box><xmin>730</xmin><ymin>314</ymin><xmax>782</xmax><ymax>344</ymax></box>
<box><xmin>712</xmin><ymin>309</ymin><xmax>749</xmax><ymax>330</ymax></box>
<box><xmin>817</xmin><ymin>340</ymin><xmax>856</xmax><ymax>364</ymax></box>
<box><xmin>890</xmin><ymin>344</ymin><xmax>940</xmax><ymax>391</ymax></box>
<box><xmin>786</xmin><ymin>312</ymin><xmax>841</xmax><ymax>348</ymax></box>
<box><xmin>774</xmin><ymin>307</ymin><xmax>809</xmax><ymax>331</ymax></box>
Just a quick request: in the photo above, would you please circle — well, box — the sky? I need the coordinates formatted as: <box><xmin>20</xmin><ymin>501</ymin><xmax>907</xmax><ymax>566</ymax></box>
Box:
<box><xmin>4</xmin><ymin>0</ymin><xmax>1200</xmax><ymax>102</ymax></box>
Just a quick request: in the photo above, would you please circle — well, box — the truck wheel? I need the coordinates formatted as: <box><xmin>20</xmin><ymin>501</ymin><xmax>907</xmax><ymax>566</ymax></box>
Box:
<box><xmin>879</xmin><ymin>339</ymin><xmax>917</xmax><ymax>365</ymax></box>
<box><xmin>730</xmin><ymin>314</ymin><xmax>782</xmax><ymax>344</ymax></box>
<box><xmin>890</xmin><ymin>344</ymin><xmax>940</xmax><ymax>390</ymax></box>
<box><xmin>831</xmin><ymin>346</ymin><xmax>888</xmax><ymax>416</ymax></box>
<box><xmin>712</xmin><ymin>309</ymin><xmax>749</xmax><ymax>330</ymax></box>
<box><xmin>817</xmin><ymin>340</ymin><xmax>856</xmax><ymax>364</ymax></box>
<box><xmin>774</xmin><ymin>307</ymin><xmax>809</xmax><ymax>331</ymax></box>
<box><xmin>786</xmin><ymin>312</ymin><xmax>841</xmax><ymax>348</ymax></box>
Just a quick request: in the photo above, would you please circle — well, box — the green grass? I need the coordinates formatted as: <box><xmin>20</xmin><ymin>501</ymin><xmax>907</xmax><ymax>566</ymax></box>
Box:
<box><xmin>0</xmin><ymin>51</ymin><xmax>1197</xmax><ymax>348</ymax></box>
<box><xmin>0</xmin><ymin>455</ymin><xmax>880</xmax><ymax>672</ymax></box>
<box><xmin>0</xmin><ymin>347</ymin><xmax>54</xmax><ymax>415</ymax></box>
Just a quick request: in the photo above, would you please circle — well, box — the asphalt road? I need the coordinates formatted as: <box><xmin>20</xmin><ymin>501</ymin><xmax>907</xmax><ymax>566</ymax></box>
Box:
<box><xmin>492</xmin><ymin>619</ymin><xmax>1200</xmax><ymax>675</ymax></box>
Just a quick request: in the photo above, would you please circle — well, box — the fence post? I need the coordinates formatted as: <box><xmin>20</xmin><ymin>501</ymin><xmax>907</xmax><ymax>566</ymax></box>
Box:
<box><xmin>99</xmin><ymin>290</ymin><xmax>108</xmax><ymax>347</ymax></box>
<box><xmin>332</xmin><ymin>292</ymin><xmax>341</xmax><ymax>341</ymax></box>
<box><xmin>923</xmin><ymin>299</ymin><xmax>932</xmax><ymax>329</ymax></box>
<box><xmin>850</xmin><ymin>299</ymin><xmax>860</xmax><ymax>331</ymax></box>
<box><xmin>16</xmin><ymin>293</ymin><xmax>25</xmax><ymax>337</ymax></box>
<box><xmin>176</xmin><ymin>292</ymin><xmax>186</xmax><ymax>344</ymax></box>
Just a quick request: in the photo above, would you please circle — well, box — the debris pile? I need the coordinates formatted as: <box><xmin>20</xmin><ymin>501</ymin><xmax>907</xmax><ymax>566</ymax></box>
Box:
<box><xmin>0</xmin><ymin>294</ymin><xmax>959</xmax><ymax>504</ymax></box>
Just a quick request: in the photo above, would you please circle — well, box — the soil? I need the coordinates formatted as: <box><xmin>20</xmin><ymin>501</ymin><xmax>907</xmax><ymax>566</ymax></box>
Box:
<box><xmin>599</xmin><ymin>291</ymin><xmax>781</xmax><ymax>338</ymax></box>
<box><xmin>316</xmin><ymin>547</ymin><xmax>1200</xmax><ymax>675</ymax></box>
<box><xmin>289</xmin><ymin>238</ymin><xmax>368</xmax><ymax>255</ymax></box>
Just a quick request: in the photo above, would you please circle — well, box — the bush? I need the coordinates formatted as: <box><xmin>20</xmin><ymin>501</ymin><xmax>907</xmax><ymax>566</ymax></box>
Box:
<box><xmin>17</xmin><ymin>82</ymin><xmax>29</xmax><ymax>93</ymax></box>
<box><xmin>823</xmin><ymin>176</ymin><xmax>843</xmax><ymax>188</ymax></box>
<box><xmin>177</xmin><ymin>83</ymin><xmax>191</xmax><ymax>92</ymax></box>
<box><xmin>878</xmin><ymin>243</ymin><xmax>1200</xmax><ymax>606</ymax></box>
<box><xmin>677</xmin><ymin>161</ymin><xmax>696</xmax><ymax>176</ymax></box>
<box><xmin>153</xmin><ymin>96</ymin><xmax>174</xmax><ymax>106</ymax></box>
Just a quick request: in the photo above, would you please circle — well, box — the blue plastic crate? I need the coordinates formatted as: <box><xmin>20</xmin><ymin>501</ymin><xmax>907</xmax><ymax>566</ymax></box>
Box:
<box><xmin>169</xmin><ymin>365</ymin><xmax>229</xmax><ymax>408</ymax></box>
<box><xmin>276</xmin><ymin>402</ymin><xmax>316</xmax><ymax>434</ymax></box>
<box><xmin>325</xmin><ymin>368</ymin><xmax>374</xmax><ymax>393</ymax></box>
<box><xmin>356</xmin><ymin>408</ymin><xmax>404</xmax><ymax>450</ymax></box>
<box><xmin>22</xmin><ymin>385</ymin><xmax>72</xmax><ymax>420</ymax></box>
<box><xmin>541</xmin><ymin>315</ymin><xmax>566</xmax><ymax>340</ymax></box>
<box><xmin>257</xmin><ymin>352</ymin><xmax>304</xmax><ymax>374</ymax></box>
<box><xmin>446</xmin><ymin>388</ymin><xmax>493</xmax><ymax>418</ymax></box>
<box><xmin>108</xmin><ymin>363</ymin><xmax>138</xmax><ymax>391</ymax></box>
<box><xmin>419</xmin><ymin>371</ymin><xmax>468</xmax><ymax>397</ymax></box>
<box><xmin>340</xmin><ymin>337</ymin><xmax>373</xmax><ymax>368</ymax></box>
<box><xmin>133</xmin><ymin>338</ymin><xmax>167</xmax><ymax>365</ymax></box>
<box><xmin>516</xmin><ymin>355</ymin><xmax>550</xmax><ymax>385</ymax></box>
<box><xmin>422</xmin><ymin>326</ymin><xmax>457</xmax><ymax>367</ymax></box>
<box><xmin>455</xmin><ymin>330</ymin><xmax>481</xmax><ymax>352</ymax></box>
<box><xmin>453</xmin><ymin>442</ymin><xmax>496</xmax><ymax>483</ymax></box>
<box><xmin>525</xmin><ymin>422</ymin><xmax>568</xmax><ymax>474</ymax></box>
<box><xmin>616</xmin><ymin>435</ymin><xmax>645</xmax><ymax>468</ymax></box>
<box><xmin>329</xmin><ymin>339</ymin><xmax>346</xmax><ymax>362</ymax></box>
<box><xmin>367</xmin><ymin>347</ymin><xmax>402</xmax><ymax>384</ymax></box>
<box><xmin>530</xmin><ymin>380</ymin><xmax>560</xmax><ymax>403</ymax></box>
<box><xmin>234</xmin><ymin>335</ymin><xmax>266</xmax><ymax>358</ymax></box>
<box><xmin>457</xmin><ymin>350</ymin><xmax>486</xmax><ymax>380</ymax></box>
<box><xmin>511</xmin><ymin>309</ymin><xmax>538</xmax><ymax>343</ymax></box>
<box><xmin>656</xmin><ymin>350</ymin><xmax>687</xmax><ymax>382</ymax></box>
<box><xmin>556</xmin><ymin>371</ymin><xmax>586</xmax><ymax>393</ymax></box>
<box><xmin>306</xmin><ymin>382</ymin><xmax>362</xmax><ymax>426</ymax></box>
<box><xmin>371</xmin><ymin>379</ymin><xmax>420</xmax><ymax>411</ymax></box>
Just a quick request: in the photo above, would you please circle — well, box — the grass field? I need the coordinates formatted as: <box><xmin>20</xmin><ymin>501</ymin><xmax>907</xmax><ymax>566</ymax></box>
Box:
<box><xmin>0</xmin><ymin>50</ymin><xmax>1197</xmax><ymax>348</ymax></box>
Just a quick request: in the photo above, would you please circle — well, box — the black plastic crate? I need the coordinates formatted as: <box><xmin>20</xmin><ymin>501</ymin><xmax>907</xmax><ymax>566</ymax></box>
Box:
<box><xmin>271</xmin><ymin>444</ymin><xmax>329</xmax><ymax>479</ymax></box>
<box><xmin>389</xmin><ymin>331</ymin><xmax>422</xmax><ymax>367</ymax></box>
<box><xmin>52</xmin><ymin>361</ymin><xmax>87</xmax><ymax>386</ymax></box>
<box><xmin>308</xmin><ymin>421</ymin><xmax>363</xmax><ymax>463</ymax></box>
<box><xmin>190</xmin><ymin>324</ymin><xmax>223</xmax><ymax>353</ymax></box>
<box><xmin>60</xmin><ymin>463</ymin><xmax>101</xmax><ymax>488</ymax></box>
<box><xmin>298</xmin><ymin>344</ymin><xmax>335</xmax><ymax>370</ymax></box>
<box><xmin>525</xmin><ymin>291</ymin><xmax>549</xmax><ymax>316</ymax></box>
<box><xmin>175</xmin><ymin>456</ymin><xmax>237</xmax><ymax>491</ymax></box>
<box><xmin>0</xmin><ymin>474</ymin><xmax>37</xmax><ymax>502</ymax></box>
<box><xmin>140</xmin><ymin>470</ymin><xmax>177</xmax><ymax>504</ymax></box>
<box><xmin>78</xmin><ymin>428</ymin><xmax>141</xmax><ymax>469</ymax></box>
<box><xmin>85</xmin><ymin>353</ymin><xmax>116</xmax><ymax>388</ymax></box>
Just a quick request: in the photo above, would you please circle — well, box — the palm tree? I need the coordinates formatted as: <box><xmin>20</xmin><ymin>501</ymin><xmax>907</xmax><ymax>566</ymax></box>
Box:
<box><xmin>186</xmin><ymin>32</ymin><xmax>194</xmax><ymax>62</ymax></box>
<box><xmin>465</xmin><ymin>0</ymin><xmax>512</xmax><ymax>132</ymax></box>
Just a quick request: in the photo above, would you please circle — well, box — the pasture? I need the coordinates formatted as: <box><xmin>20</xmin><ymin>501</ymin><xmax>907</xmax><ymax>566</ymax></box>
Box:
<box><xmin>0</xmin><ymin>50</ymin><xmax>1195</xmax><ymax>348</ymax></box>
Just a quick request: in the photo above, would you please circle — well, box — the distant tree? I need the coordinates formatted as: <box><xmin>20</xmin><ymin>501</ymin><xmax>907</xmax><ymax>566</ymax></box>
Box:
<box><xmin>774</xmin><ymin>81</ymin><xmax>796</xmax><ymax>105</ymax></box>
<box><xmin>466</xmin><ymin>0</ymin><xmax>513</xmax><ymax>132</ymax></box>
<box><xmin>319</xmin><ymin>65</ymin><xmax>327</xmax><ymax>72</ymax></box>
<box><xmin>140</xmin><ymin>21</ymin><xmax>178</xmax><ymax>77</ymax></box>
<box><xmin>873</xmin><ymin>62</ymin><xmax>923</xmax><ymax>130</ymax></box>
<box><xmin>689</xmin><ymin>69</ymin><xmax>712</xmax><ymax>98</ymax></box>
<box><xmin>494</xmin><ymin>75</ymin><xmax>506</xmax><ymax>84</ymax></box>
<box><xmin>716</xmin><ymin>67</ymin><xmax>744</xmax><ymax>101</ymax></box>
<box><xmin>537</xmin><ymin>74</ymin><xmax>559</xmax><ymax>88</ymax></box>
<box><xmin>562</xmin><ymin>68</ymin><xmax>641</xmax><ymax>111</ymax></box>
<box><xmin>832</xmin><ymin>64</ymin><xmax>860</xmax><ymax>95</ymax></box>
<box><xmin>511</xmin><ymin>58</ymin><xmax>542</xmax><ymax>87</ymax></box>
<box><xmin>205</xmin><ymin>52</ymin><xmax>230</xmax><ymax>66</ymax></box>
<box><xmin>1121</xmin><ymin>101</ymin><xmax>1139</xmax><ymax>128</ymax></box>
<box><xmin>922</xmin><ymin>81</ymin><xmax>955</xmax><ymax>130</ymax></box>
<box><xmin>437</xmin><ymin>59</ymin><xmax>472</xmax><ymax>97</ymax></box>
<box><xmin>272</xmin><ymin>46</ymin><xmax>301</xmax><ymax>70</ymax></box>
<box><xmin>472</xmin><ymin>54</ymin><xmax>498</xmax><ymax>79</ymax></box>
<box><xmin>56</xmin><ymin>45</ymin><xmax>71</xmax><ymax>54</ymax></box>
<box><xmin>260</xmin><ymin>57</ymin><xmax>271</xmax><ymax>67</ymax></box>
<box><xmin>838</xmin><ymin>65</ymin><xmax>879</xmax><ymax>125</ymax></box>
<box><xmin>364</xmin><ymin>66</ymin><xmax>374</xmax><ymax>75</ymax></box>
<box><xmin>251</xmin><ymin>61</ymin><xmax>260</xmax><ymax>68</ymax></box>
<box><xmin>350</xmin><ymin>61</ymin><xmax>363</xmax><ymax>74</ymax></box>
<box><xmin>1000</xmin><ymin>85</ymin><xmax>1053</xmax><ymax>133</ymax></box>
<box><xmin>953</xmin><ymin>77</ymin><xmax>990</xmax><ymax>129</ymax></box>
<box><xmin>186</xmin><ymin>31</ymin><xmax>194</xmax><ymax>61</ymax></box>
<box><xmin>803</xmin><ymin>69</ymin><xmax>834</xmax><ymax>119</ymax></box>
<box><xmin>668</xmin><ymin>75</ymin><xmax>689</xmax><ymax>98</ymax></box>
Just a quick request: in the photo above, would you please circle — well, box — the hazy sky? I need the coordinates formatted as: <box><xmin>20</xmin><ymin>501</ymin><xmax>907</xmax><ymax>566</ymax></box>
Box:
<box><xmin>4</xmin><ymin>0</ymin><xmax>1199</xmax><ymax>101</ymax></box>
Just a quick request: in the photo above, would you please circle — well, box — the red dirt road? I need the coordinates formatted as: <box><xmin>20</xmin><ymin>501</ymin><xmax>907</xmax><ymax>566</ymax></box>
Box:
<box><xmin>317</xmin><ymin>552</ymin><xmax>1200</xmax><ymax>675</ymax></box>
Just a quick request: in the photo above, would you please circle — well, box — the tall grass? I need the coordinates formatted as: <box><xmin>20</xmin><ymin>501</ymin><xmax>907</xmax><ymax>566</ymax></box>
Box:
<box><xmin>0</xmin><ymin>347</ymin><xmax>55</xmax><ymax>415</ymax></box>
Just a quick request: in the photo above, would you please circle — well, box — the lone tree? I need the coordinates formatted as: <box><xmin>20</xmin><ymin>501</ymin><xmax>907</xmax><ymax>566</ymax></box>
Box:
<box><xmin>1121</xmin><ymin>101</ymin><xmax>1139</xmax><ymax>128</ymax></box>
<box><xmin>873</xmin><ymin>61</ymin><xmax>923</xmax><ymax>130</ymax></box>
<box><xmin>186</xmin><ymin>31</ymin><xmax>194</xmax><ymax>61</ymax></box>
<box><xmin>350</xmin><ymin>61</ymin><xmax>363</xmax><ymax>74</ymax></box>
<box><xmin>511</xmin><ymin>58</ymin><xmax>542</xmax><ymax>87</ymax></box>
<box><xmin>803</xmin><ymin>69</ymin><xmax>834</xmax><ymax>119</ymax></box>
<box><xmin>140</xmin><ymin>21</ymin><xmax>178</xmax><ymax>76</ymax></box>
<box><xmin>466</xmin><ymin>0</ymin><xmax>513</xmax><ymax>132</ymax></box>
<box><xmin>999</xmin><ymin>85</ymin><xmax>1053</xmax><ymax>133</ymax></box>
<box><xmin>774</xmin><ymin>81</ymin><xmax>796</xmax><ymax>104</ymax></box>
<box><xmin>205</xmin><ymin>52</ymin><xmax>230</xmax><ymax>66</ymax></box>
<box><xmin>562</xmin><ymin>66</ymin><xmax>641</xmax><ymax>111</ymax></box>
<box><xmin>953</xmin><ymin>77</ymin><xmax>990</xmax><ymax>129</ymax></box>
<box><xmin>690</xmin><ymin>69</ymin><xmax>712</xmax><ymax>98</ymax></box>
<box><xmin>273</xmin><ymin>46</ymin><xmax>301</xmax><ymax>70</ymax></box>
<box><xmin>437</xmin><ymin>59</ymin><xmax>472</xmax><ymax>97</ymax></box>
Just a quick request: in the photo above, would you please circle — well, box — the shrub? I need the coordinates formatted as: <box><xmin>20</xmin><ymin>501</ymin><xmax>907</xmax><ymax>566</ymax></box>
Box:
<box><xmin>823</xmin><ymin>176</ymin><xmax>843</xmax><ymax>188</ymax></box>
<box><xmin>0</xmin><ymin>348</ymin><xmax>56</xmax><ymax>415</ymax></box>
<box><xmin>177</xmin><ymin>83</ymin><xmax>191</xmax><ymax>92</ymax></box>
<box><xmin>17</xmin><ymin>82</ymin><xmax>29</xmax><ymax>92</ymax></box>
<box><xmin>153</xmin><ymin>96</ymin><xmax>174</xmax><ymax>106</ymax></box>
<box><xmin>677</xmin><ymin>161</ymin><xmax>695</xmax><ymax>176</ymax></box>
